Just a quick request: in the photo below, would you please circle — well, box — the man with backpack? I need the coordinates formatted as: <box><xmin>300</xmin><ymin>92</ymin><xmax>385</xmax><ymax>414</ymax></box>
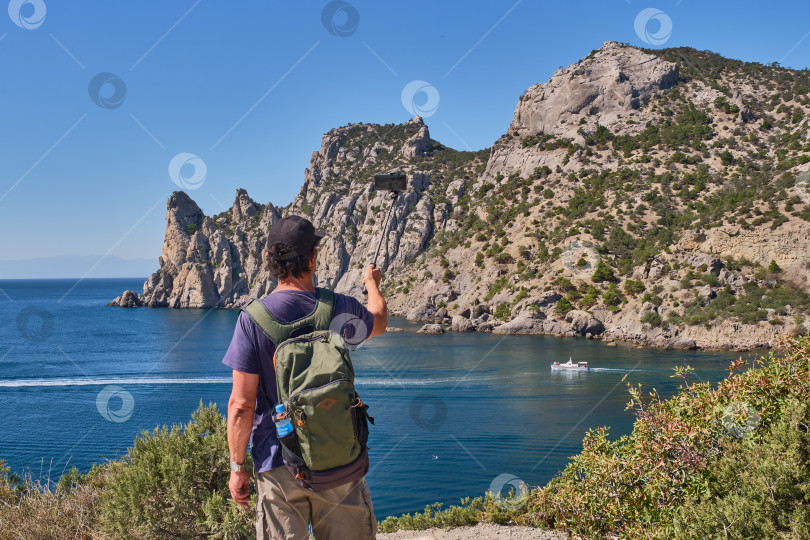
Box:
<box><xmin>224</xmin><ymin>215</ymin><xmax>387</xmax><ymax>540</ymax></box>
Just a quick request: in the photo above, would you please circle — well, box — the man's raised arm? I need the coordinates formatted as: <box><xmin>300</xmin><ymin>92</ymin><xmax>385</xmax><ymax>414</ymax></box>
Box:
<box><xmin>363</xmin><ymin>264</ymin><xmax>387</xmax><ymax>338</ymax></box>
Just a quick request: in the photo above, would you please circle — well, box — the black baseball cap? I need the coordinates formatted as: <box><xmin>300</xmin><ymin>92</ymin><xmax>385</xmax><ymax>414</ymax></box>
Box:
<box><xmin>265</xmin><ymin>215</ymin><xmax>325</xmax><ymax>258</ymax></box>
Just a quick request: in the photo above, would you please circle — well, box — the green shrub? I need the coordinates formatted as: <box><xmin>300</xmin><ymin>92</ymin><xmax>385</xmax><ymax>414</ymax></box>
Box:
<box><xmin>624</xmin><ymin>279</ymin><xmax>645</xmax><ymax>296</ymax></box>
<box><xmin>602</xmin><ymin>282</ymin><xmax>624</xmax><ymax>307</ymax></box>
<box><xmin>495</xmin><ymin>252</ymin><xmax>513</xmax><ymax>264</ymax></box>
<box><xmin>379</xmin><ymin>497</ymin><xmax>487</xmax><ymax>533</ymax></box>
<box><xmin>0</xmin><ymin>403</ymin><xmax>253</xmax><ymax>540</ymax></box>
<box><xmin>591</xmin><ymin>260</ymin><xmax>615</xmax><ymax>283</ymax></box>
<box><xmin>483</xmin><ymin>277</ymin><xmax>508</xmax><ymax>301</ymax></box>
<box><xmin>554</xmin><ymin>276</ymin><xmax>576</xmax><ymax>292</ymax></box>
<box><xmin>641</xmin><ymin>292</ymin><xmax>664</xmax><ymax>307</ymax></box>
<box><xmin>494</xmin><ymin>302</ymin><xmax>512</xmax><ymax>321</ymax></box>
<box><xmin>670</xmin><ymin>400</ymin><xmax>810</xmax><ymax>539</ymax></box>
<box><xmin>99</xmin><ymin>403</ymin><xmax>253</xmax><ymax>539</ymax></box>
<box><xmin>580</xmin><ymin>289</ymin><xmax>600</xmax><ymax>309</ymax></box>
<box><xmin>641</xmin><ymin>311</ymin><xmax>662</xmax><ymax>327</ymax></box>
<box><xmin>555</xmin><ymin>297</ymin><xmax>573</xmax><ymax>315</ymax></box>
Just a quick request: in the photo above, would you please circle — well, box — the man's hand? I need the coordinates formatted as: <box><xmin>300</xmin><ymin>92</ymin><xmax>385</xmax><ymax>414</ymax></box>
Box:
<box><xmin>363</xmin><ymin>264</ymin><xmax>382</xmax><ymax>291</ymax></box>
<box><xmin>229</xmin><ymin>469</ymin><xmax>251</xmax><ymax>508</ymax></box>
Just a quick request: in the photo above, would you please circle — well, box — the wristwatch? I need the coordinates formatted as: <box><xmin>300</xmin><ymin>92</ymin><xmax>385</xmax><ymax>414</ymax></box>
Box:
<box><xmin>230</xmin><ymin>460</ymin><xmax>246</xmax><ymax>472</ymax></box>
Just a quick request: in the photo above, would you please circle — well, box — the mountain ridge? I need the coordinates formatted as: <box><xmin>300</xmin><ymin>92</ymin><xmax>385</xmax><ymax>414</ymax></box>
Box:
<box><xmin>110</xmin><ymin>41</ymin><xmax>810</xmax><ymax>350</ymax></box>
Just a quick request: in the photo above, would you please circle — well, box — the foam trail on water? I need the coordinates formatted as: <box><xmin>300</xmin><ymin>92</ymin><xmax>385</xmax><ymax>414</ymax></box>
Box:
<box><xmin>0</xmin><ymin>373</ymin><xmax>538</xmax><ymax>389</ymax></box>
<box><xmin>356</xmin><ymin>373</ymin><xmax>544</xmax><ymax>387</ymax></box>
<box><xmin>1</xmin><ymin>370</ymin><xmax>653</xmax><ymax>389</ymax></box>
<box><xmin>588</xmin><ymin>367</ymin><xmax>658</xmax><ymax>373</ymax></box>
<box><xmin>0</xmin><ymin>377</ymin><xmax>232</xmax><ymax>388</ymax></box>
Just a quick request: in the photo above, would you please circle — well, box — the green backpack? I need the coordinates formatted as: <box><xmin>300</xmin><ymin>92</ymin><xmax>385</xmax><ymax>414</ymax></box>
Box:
<box><xmin>243</xmin><ymin>288</ymin><xmax>374</xmax><ymax>492</ymax></box>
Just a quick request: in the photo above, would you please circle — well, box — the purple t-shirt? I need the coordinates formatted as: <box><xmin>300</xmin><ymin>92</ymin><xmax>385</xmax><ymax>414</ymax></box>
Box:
<box><xmin>222</xmin><ymin>289</ymin><xmax>375</xmax><ymax>472</ymax></box>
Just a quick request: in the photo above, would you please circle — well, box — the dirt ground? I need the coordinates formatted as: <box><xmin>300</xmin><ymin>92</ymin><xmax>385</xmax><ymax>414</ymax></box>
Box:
<box><xmin>377</xmin><ymin>523</ymin><xmax>573</xmax><ymax>539</ymax></box>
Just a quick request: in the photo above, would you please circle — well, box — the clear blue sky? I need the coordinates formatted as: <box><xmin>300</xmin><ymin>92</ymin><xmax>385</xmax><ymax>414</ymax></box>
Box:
<box><xmin>1</xmin><ymin>0</ymin><xmax>809</xmax><ymax>266</ymax></box>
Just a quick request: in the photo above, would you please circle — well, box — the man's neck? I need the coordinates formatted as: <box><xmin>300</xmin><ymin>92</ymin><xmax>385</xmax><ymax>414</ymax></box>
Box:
<box><xmin>274</xmin><ymin>274</ymin><xmax>316</xmax><ymax>293</ymax></box>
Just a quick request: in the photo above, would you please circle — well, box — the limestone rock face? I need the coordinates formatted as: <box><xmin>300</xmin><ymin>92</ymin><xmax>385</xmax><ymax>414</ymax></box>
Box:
<box><xmin>401</xmin><ymin>117</ymin><xmax>431</xmax><ymax>158</ymax></box>
<box><xmin>701</xmin><ymin>222</ymin><xmax>810</xmax><ymax>284</ymax></box>
<box><xmin>732</xmin><ymin>91</ymin><xmax>755</xmax><ymax>124</ymax></box>
<box><xmin>135</xmin><ymin>189</ymin><xmax>272</xmax><ymax>308</ymax></box>
<box><xmin>511</xmin><ymin>41</ymin><xmax>679</xmax><ymax>140</ymax></box>
<box><xmin>451</xmin><ymin>315</ymin><xmax>475</xmax><ymax>332</ymax></box>
<box><xmin>671</xmin><ymin>337</ymin><xmax>698</xmax><ymax>350</ymax></box>
<box><xmin>407</xmin><ymin>303</ymin><xmax>437</xmax><ymax>322</ymax></box>
<box><xmin>493</xmin><ymin>315</ymin><xmax>547</xmax><ymax>335</ymax></box>
<box><xmin>417</xmin><ymin>323</ymin><xmax>444</xmax><ymax>334</ymax></box>
<box><xmin>565</xmin><ymin>310</ymin><xmax>605</xmax><ymax>335</ymax></box>
<box><xmin>107</xmin><ymin>290</ymin><xmax>142</xmax><ymax>307</ymax></box>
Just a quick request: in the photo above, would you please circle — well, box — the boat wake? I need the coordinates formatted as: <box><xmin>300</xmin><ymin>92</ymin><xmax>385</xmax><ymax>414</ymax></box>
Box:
<box><xmin>0</xmin><ymin>369</ymin><xmax>655</xmax><ymax>389</ymax></box>
<box><xmin>356</xmin><ymin>373</ymin><xmax>542</xmax><ymax>387</ymax></box>
<box><xmin>0</xmin><ymin>377</ymin><xmax>232</xmax><ymax>388</ymax></box>
<box><xmin>587</xmin><ymin>367</ymin><xmax>657</xmax><ymax>373</ymax></box>
<box><xmin>0</xmin><ymin>373</ymin><xmax>544</xmax><ymax>389</ymax></box>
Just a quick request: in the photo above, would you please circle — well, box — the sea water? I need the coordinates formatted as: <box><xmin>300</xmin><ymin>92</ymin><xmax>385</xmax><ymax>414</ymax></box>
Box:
<box><xmin>0</xmin><ymin>278</ymin><xmax>754</xmax><ymax>518</ymax></box>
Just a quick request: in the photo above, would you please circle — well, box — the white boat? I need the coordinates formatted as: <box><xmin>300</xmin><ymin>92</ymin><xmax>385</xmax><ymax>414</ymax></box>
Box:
<box><xmin>551</xmin><ymin>357</ymin><xmax>589</xmax><ymax>370</ymax></box>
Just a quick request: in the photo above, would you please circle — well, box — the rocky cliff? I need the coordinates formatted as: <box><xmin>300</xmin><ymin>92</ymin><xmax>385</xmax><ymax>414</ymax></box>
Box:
<box><xmin>111</xmin><ymin>41</ymin><xmax>810</xmax><ymax>350</ymax></box>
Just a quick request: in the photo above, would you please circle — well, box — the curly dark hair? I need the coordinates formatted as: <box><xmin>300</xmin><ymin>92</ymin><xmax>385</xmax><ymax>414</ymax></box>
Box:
<box><xmin>266</xmin><ymin>242</ymin><xmax>316</xmax><ymax>280</ymax></box>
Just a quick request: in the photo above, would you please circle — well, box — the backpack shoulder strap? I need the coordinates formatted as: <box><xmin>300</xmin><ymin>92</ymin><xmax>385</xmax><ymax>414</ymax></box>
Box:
<box><xmin>312</xmin><ymin>288</ymin><xmax>335</xmax><ymax>331</ymax></box>
<box><xmin>242</xmin><ymin>288</ymin><xmax>336</xmax><ymax>344</ymax></box>
<box><xmin>243</xmin><ymin>299</ymin><xmax>289</xmax><ymax>345</ymax></box>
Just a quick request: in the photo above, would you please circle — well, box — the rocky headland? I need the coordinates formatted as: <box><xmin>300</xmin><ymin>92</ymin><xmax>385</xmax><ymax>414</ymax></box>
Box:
<box><xmin>110</xmin><ymin>42</ymin><xmax>810</xmax><ymax>350</ymax></box>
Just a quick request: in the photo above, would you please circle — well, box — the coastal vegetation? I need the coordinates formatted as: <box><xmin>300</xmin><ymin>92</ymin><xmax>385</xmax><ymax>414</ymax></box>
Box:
<box><xmin>2</xmin><ymin>335</ymin><xmax>808</xmax><ymax>538</ymax></box>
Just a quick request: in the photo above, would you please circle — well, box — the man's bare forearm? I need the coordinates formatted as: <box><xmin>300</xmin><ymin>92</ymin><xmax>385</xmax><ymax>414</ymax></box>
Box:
<box><xmin>227</xmin><ymin>398</ymin><xmax>254</xmax><ymax>464</ymax></box>
<box><xmin>366</xmin><ymin>282</ymin><xmax>387</xmax><ymax>337</ymax></box>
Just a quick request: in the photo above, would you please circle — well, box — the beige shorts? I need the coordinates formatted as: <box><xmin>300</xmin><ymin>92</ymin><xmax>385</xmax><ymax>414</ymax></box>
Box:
<box><xmin>255</xmin><ymin>466</ymin><xmax>377</xmax><ymax>540</ymax></box>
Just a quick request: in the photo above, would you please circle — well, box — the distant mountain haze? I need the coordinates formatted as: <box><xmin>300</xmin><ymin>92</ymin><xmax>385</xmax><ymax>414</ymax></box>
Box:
<box><xmin>0</xmin><ymin>256</ymin><xmax>155</xmax><ymax>279</ymax></box>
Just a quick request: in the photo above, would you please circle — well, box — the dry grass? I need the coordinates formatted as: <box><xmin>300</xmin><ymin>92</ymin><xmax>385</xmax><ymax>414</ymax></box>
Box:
<box><xmin>0</xmin><ymin>466</ymin><xmax>107</xmax><ymax>540</ymax></box>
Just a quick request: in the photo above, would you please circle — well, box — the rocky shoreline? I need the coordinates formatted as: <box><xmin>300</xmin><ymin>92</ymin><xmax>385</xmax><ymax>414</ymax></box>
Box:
<box><xmin>404</xmin><ymin>302</ymin><xmax>769</xmax><ymax>351</ymax></box>
<box><xmin>106</xmin><ymin>286</ymin><xmax>773</xmax><ymax>351</ymax></box>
